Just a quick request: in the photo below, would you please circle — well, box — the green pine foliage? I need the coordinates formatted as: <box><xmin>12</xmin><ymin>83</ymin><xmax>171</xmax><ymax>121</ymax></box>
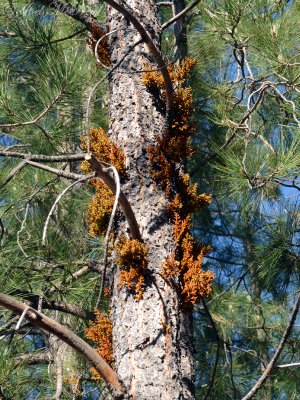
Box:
<box><xmin>0</xmin><ymin>0</ymin><xmax>299</xmax><ymax>399</ymax></box>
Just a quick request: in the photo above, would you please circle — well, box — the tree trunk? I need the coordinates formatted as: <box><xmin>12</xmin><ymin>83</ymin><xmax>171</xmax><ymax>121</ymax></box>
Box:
<box><xmin>106</xmin><ymin>2</ymin><xmax>195</xmax><ymax>399</ymax></box>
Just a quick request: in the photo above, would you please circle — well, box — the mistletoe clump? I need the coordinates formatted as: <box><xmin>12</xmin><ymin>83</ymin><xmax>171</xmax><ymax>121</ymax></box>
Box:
<box><xmin>115</xmin><ymin>236</ymin><xmax>149</xmax><ymax>300</ymax></box>
<box><xmin>84</xmin><ymin>310</ymin><xmax>113</xmax><ymax>381</ymax></box>
<box><xmin>87</xmin><ymin>22</ymin><xmax>111</xmax><ymax>67</ymax></box>
<box><xmin>81</xmin><ymin>128</ymin><xmax>126</xmax><ymax>237</ymax></box>
<box><xmin>143</xmin><ymin>57</ymin><xmax>214</xmax><ymax>308</ymax></box>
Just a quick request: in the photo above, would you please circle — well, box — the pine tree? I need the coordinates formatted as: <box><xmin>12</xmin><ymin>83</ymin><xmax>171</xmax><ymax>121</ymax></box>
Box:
<box><xmin>0</xmin><ymin>1</ymin><xmax>299</xmax><ymax>400</ymax></box>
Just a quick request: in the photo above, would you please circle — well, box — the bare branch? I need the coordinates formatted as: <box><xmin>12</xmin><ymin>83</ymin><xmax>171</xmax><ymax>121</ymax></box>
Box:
<box><xmin>51</xmin><ymin>351</ymin><xmax>64</xmax><ymax>400</ymax></box>
<box><xmin>0</xmin><ymin>293</ymin><xmax>124</xmax><ymax>396</ymax></box>
<box><xmin>162</xmin><ymin>0</ymin><xmax>202</xmax><ymax>30</ymax></box>
<box><xmin>0</xmin><ymin>151</ymin><xmax>85</xmax><ymax>162</ymax></box>
<box><xmin>29</xmin><ymin>28</ymin><xmax>87</xmax><ymax>48</ymax></box>
<box><xmin>0</xmin><ymin>92</ymin><xmax>63</xmax><ymax>129</ymax></box>
<box><xmin>16</xmin><ymin>204</ymin><xmax>30</xmax><ymax>257</ymax></box>
<box><xmin>277</xmin><ymin>362</ymin><xmax>300</xmax><ymax>368</ymax></box>
<box><xmin>104</xmin><ymin>0</ymin><xmax>174</xmax><ymax>122</ymax></box>
<box><xmin>157</xmin><ymin>2</ymin><xmax>173</xmax><ymax>6</ymax></box>
<box><xmin>242</xmin><ymin>292</ymin><xmax>300</xmax><ymax>400</ymax></box>
<box><xmin>26</xmin><ymin>160</ymin><xmax>85</xmax><ymax>181</ymax></box>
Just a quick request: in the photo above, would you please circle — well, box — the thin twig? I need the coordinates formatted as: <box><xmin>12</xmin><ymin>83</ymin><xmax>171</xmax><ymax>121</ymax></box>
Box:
<box><xmin>42</xmin><ymin>174</ymin><xmax>93</xmax><ymax>246</ymax></box>
<box><xmin>241</xmin><ymin>291</ymin><xmax>300</xmax><ymax>400</ymax></box>
<box><xmin>96</xmin><ymin>166</ymin><xmax>121</xmax><ymax>308</ymax></box>
<box><xmin>204</xmin><ymin>340</ymin><xmax>220</xmax><ymax>400</ymax></box>
<box><xmin>0</xmin><ymin>151</ymin><xmax>86</xmax><ymax>162</ymax></box>
<box><xmin>38</xmin><ymin>0</ymin><xmax>102</xmax><ymax>32</ymax></box>
<box><xmin>29</xmin><ymin>28</ymin><xmax>87</xmax><ymax>48</ymax></box>
<box><xmin>15</xmin><ymin>306</ymin><xmax>30</xmax><ymax>331</ymax></box>
<box><xmin>277</xmin><ymin>362</ymin><xmax>300</xmax><ymax>368</ymax></box>
<box><xmin>162</xmin><ymin>0</ymin><xmax>202</xmax><ymax>30</ymax></box>
<box><xmin>16</xmin><ymin>203</ymin><xmax>30</xmax><ymax>257</ymax></box>
<box><xmin>26</xmin><ymin>160</ymin><xmax>85</xmax><ymax>181</ymax></box>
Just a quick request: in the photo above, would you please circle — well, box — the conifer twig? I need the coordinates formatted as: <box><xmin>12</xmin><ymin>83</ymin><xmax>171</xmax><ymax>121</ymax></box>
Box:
<box><xmin>0</xmin><ymin>92</ymin><xmax>63</xmax><ymax>129</ymax></box>
<box><xmin>241</xmin><ymin>291</ymin><xmax>300</xmax><ymax>400</ymax></box>
<box><xmin>16</xmin><ymin>203</ymin><xmax>30</xmax><ymax>257</ymax></box>
<box><xmin>162</xmin><ymin>0</ymin><xmax>202</xmax><ymax>30</ymax></box>
<box><xmin>15</xmin><ymin>306</ymin><xmax>30</xmax><ymax>331</ymax></box>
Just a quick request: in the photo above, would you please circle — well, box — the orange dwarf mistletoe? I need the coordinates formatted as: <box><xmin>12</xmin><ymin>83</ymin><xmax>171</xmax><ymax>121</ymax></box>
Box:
<box><xmin>80</xmin><ymin>128</ymin><xmax>126</xmax><ymax>237</ymax></box>
<box><xmin>87</xmin><ymin>22</ymin><xmax>111</xmax><ymax>67</ymax></box>
<box><xmin>84</xmin><ymin>309</ymin><xmax>113</xmax><ymax>381</ymax></box>
<box><xmin>81</xmin><ymin>127</ymin><xmax>126</xmax><ymax>176</ymax></box>
<box><xmin>143</xmin><ymin>57</ymin><xmax>214</xmax><ymax>308</ymax></box>
<box><xmin>115</xmin><ymin>236</ymin><xmax>149</xmax><ymax>300</ymax></box>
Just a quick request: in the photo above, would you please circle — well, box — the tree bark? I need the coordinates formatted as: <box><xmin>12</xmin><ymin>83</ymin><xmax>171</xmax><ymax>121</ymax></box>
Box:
<box><xmin>106</xmin><ymin>2</ymin><xmax>194</xmax><ymax>399</ymax></box>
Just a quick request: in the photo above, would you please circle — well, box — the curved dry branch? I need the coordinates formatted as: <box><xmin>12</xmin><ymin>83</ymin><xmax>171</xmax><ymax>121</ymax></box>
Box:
<box><xmin>42</xmin><ymin>175</ymin><xmax>93</xmax><ymax>245</ymax></box>
<box><xmin>241</xmin><ymin>292</ymin><xmax>300</xmax><ymax>400</ymax></box>
<box><xmin>0</xmin><ymin>293</ymin><xmax>124</xmax><ymax>397</ymax></box>
<box><xmin>104</xmin><ymin>0</ymin><xmax>174</xmax><ymax>122</ymax></box>
<box><xmin>162</xmin><ymin>0</ymin><xmax>202</xmax><ymax>30</ymax></box>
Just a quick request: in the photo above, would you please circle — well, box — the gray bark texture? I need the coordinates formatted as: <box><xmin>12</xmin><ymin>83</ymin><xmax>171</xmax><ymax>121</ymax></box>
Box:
<box><xmin>106</xmin><ymin>1</ymin><xmax>195</xmax><ymax>399</ymax></box>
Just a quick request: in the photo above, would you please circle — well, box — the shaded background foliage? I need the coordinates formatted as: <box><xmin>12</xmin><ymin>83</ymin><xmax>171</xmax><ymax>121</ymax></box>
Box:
<box><xmin>0</xmin><ymin>0</ymin><xmax>299</xmax><ymax>399</ymax></box>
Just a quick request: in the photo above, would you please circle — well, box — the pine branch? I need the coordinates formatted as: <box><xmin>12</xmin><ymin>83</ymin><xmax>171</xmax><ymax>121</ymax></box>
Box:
<box><xmin>26</xmin><ymin>160</ymin><xmax>85</xmax><ymax>180</ymax></box>
<box><xmin>242</xmin><ymin>292</ymin><xmax>300</xmax><ymax>400</ymax></box>
<box><xmin>0</xmin><ymin>293</ymin><xmax>124</xmax><ymax>397</ymax></box>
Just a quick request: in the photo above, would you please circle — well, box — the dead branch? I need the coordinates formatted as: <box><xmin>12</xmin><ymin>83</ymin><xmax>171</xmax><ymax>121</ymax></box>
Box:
<box><xmin>42</xmin><ymin>175</ymin><xmax>94</xmax><ymax>245</ymax></box>
<box><xmin>0</xmin><ymin>151</ymin><xmax>86</xmax><ymax>162</ymax></box>
<box><xmin>26</xmin><ymin>160</ymin><xmax>85</xmax><ymax>181</ymax></box>
<box><xmin>0</xmin><ymin>293</ymin><xmax>124</xmax><ymax>397</ymax></box>
<box><xmin>14</xmin><ymin>351</ymin><xmax>53</xmax><ymax>366</ymax></box>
